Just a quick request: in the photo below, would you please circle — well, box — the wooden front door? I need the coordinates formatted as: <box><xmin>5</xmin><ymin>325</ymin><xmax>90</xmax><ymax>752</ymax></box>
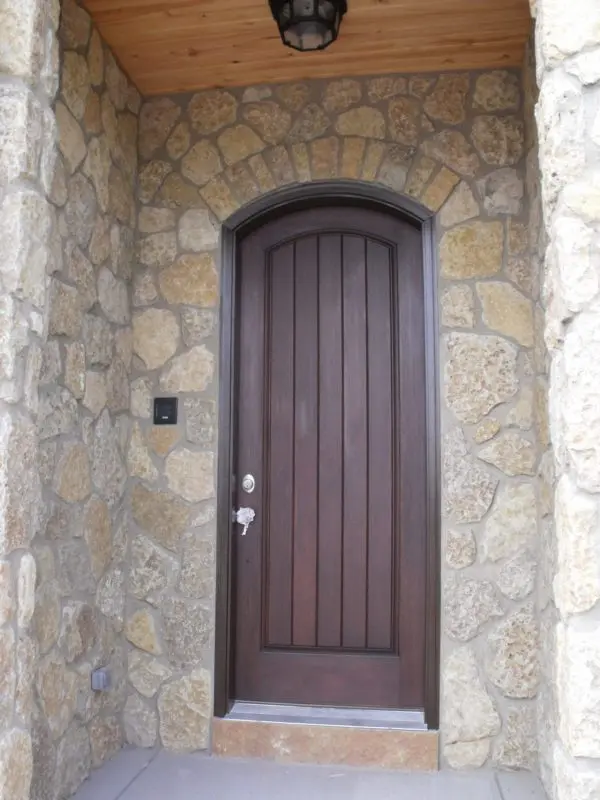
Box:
<box><xmin>233</xmin><ymin>204</ymin><xmax>428</xmax><ymax>711</ymax></box>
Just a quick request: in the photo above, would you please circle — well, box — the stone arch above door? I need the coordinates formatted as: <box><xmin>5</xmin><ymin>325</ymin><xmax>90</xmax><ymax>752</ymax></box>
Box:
<box><xmin>129</xmin><ymin>73</ymin><xmax>542</xmax><ymax>769</ymax></box>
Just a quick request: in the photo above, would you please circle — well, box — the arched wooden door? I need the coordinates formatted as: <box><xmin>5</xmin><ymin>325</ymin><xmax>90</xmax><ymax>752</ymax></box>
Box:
<box><xmin>220</xmin><ymin>195</ymin><xmax>437</xmax><ymax>719</ymax></box>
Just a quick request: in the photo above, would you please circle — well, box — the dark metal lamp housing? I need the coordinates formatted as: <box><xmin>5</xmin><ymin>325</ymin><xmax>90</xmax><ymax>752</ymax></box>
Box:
<box><xmin>269</xmin><ymin>0</ymin><xmax>347</xmax><ymax>52</ymax></box>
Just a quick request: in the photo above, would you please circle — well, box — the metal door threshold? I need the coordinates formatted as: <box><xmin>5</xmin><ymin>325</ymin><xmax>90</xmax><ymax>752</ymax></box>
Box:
<box><xmin>226</xmin><ymin>701</ymin><xmax>427</xmax><ymax>730</ymax></box>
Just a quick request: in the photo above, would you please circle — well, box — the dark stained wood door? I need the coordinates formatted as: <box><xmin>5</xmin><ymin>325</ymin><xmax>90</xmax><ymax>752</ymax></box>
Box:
<box><xmin>233</xmin><ymin>205</ymin><xmax>427</xmax><ymax>710</ymax></box>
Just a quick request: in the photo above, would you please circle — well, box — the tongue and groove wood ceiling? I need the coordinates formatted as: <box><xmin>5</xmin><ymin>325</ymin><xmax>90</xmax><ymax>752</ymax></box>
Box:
<box><xmin>82</xmin><ymin>0</ymin><xmax>531</xmax><ymax>96</ymax></box>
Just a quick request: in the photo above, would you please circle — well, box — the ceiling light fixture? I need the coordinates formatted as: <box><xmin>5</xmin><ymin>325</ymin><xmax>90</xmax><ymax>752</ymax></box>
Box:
<box><xmin>269</xmin><ymin>0</ymin><xmax>347</xmax><ymax>52</ymax></box>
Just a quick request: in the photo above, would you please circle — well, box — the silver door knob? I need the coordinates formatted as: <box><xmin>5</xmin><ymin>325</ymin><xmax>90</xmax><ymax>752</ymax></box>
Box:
<box><xmin>233</xmin><ymin>507</ymin><xmax>255</xmax><ymax>536</ymax></box>
<box><xmin>241</xmin><ymin>473</ymin><xmax>255</xmax><ymax>493</ymax></box>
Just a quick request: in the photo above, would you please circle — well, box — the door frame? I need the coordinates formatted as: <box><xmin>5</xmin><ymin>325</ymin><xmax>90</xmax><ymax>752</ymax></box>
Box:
<box><xmin>214</xmin><ymin>180</ymin><xmax>440</xmax><ymax>729</ymax></box>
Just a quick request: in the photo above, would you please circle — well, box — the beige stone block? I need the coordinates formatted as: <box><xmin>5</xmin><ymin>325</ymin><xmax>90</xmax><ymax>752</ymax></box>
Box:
<box><xmin>128</xmin><ymin>422</ymin><xmax>158</xmax><ymax>483</ymax></box>
<box><xmin>553</xmin><ymin>740</ymin><xmax>600</xmax><ymax>800</ymax></box>
<box><xmin>96</xmin><ymin>566</ymin><xmax>125</xmax><ymax>626</ymax></box>
<box><xmin>188</xmin><ymin>90</ymin><xmax>237</xmax><ymax>135</ymax></box>
<box><xmin>139</xmin><ymin>97</ymin><xmax>181</xmax><ymax>160</ymax></box>
<box><xmin>91</xmin><ymin>410</ymin><xmax>127</xmax><ymax>505</ymax></box>
<box><xmin>131</xmin><ymin>377</ymin><xmax>153</xmax><ymax>419</ymax></box>
<box><xmin>421</xmin><ymin>167</ymin><xmax>459</xmax><ymax>211</ymax></box>
<box><xmin>440</xmin><ymin>285</ymin><xmax>474</xmax><ymax>329</ymax></box>
<box><xmin>181</xmin><ymin>308</ymin><xmax>216</xmax><ymax>346</ymax></box>
<box><xmin>322</xmin><ymin>79</ymin><xmax>361</xmax><ymax>113</ymax></box>
<box><xmin>340</xmin><ymin>137</ymin><xmax>366</xmax><ymax>180</ymax></box>
<box><xmin>442</xmin><ymin>646</ymin><xmax>500</xmax><ymax>746</ymax></box>
<box><xmin>83</xmin><ymin>90</ymin><xmax>102</xmax><ymax>135</ymax></box>
<box><xmin>138</xmin><ymin>160</ymin><xmax>172</xmax><ymax>204</ymax></box>
<box><xmin>388</xmin><ymin>97</ymin><xmax>420</xmax><ymax>146</ymax></box>
<box><xmin>367</xmin><ymin>76</ymin><xmax>407</xmax><ymax>102</ymax></box>
<box><xmin>166</xmin><ymin>449</ymin><xmax>214</xmax><ymax>503</ymax></box>
<box><xmin>128</xmin><ymin>651</ymin><xmax>172</xmax><ymax>698</ymax></box>
<box><xmin>336</xmin><ymin>107</ymin><xmax>385</xmax><ymax>139</ymax></box>
<box><xmin>200</xmin><ymin>176</ymin><xmax>239</xmax><ymax>221</ymax></box>
<box><xmin>83</xmin><ymin>496</ymin><xmax>112</xmax><ymax>581</ymax></box>
<box><xmin>159</xmin><ymin>670</ymin><xmax>211</xmax><ymax>752</ymax></box>
<box><xmin>478</xmin><ymin>432</ymin><xmax>536</xmax><ymax>476</ymax></box>
<box><xmin>160</xmin><ymin>345</ymin><xmax>215</xmax><ymax>393</ymax></box>
<box><xmin>56</xmin><ymin>101</ymin><xmax>86</xmax><ymax>174</ymax></box>
<box><xmin>166</xmin><ymin>121</ymin><xmax>191</xmax><ymax>160</ymax></box>
<box><xmin>158</xmin><ymin>173</ymin><xmax>203</xmax><ymax>210</ymax></box>
<box><xmin>61</xmin><ymin>51</ymin><xmax>89</xmax><ymax>121</ymax></box>
<box><xmin>421</xmin><ymin>130</ymin><xmax>480</xmax><ymax>176</ymax></box>
<box><xmin>404</xmin><ymin>156</ymin><xmax>436</xmax><ymax>197</ymax></box>
<box><xmin>440</xmin><ymin>221</ymin><xmax>503</xmax><ymax>279</ymax></box>
<box><xmin>133</xmin><ymin>308</ymin><xmax>180</xmax><ymax>370</ymax></box>
<box><xmin>0</xmin><ymin>561</ymin><xmax>14</xmax><ymax>627</ymax></box>
<box><xmin>264</xmin><ymin>145</ymin><xmax>294</xmax><ymax>185</ymax></box>
<box><xmin>159</xmin><ymin>254</ymin><xmax>218</xmax><ymax>307</ymax></box>
<box><xmin>89</xmin><ymin>716</ymin><xmax>121</xmax><ymax>769</ymax></box>
<box><xmin>444</xmin><ymin>575</ymin><xmax>503</xmax><ymax>641</ymax></box>
<box><xmin>486</xmin><ymin>604</ymin><xmax>539</xmax><ymax>698</ymax></box>
<box><xmin>289</xmin><ymin>103</ymin><xmax>331</xmax><ymax>142</ymax></box>
<box><xmin>59</xmin><ymin>602</ymin><xmax>96</xmax><ymax>664</ymax></box>
<box><xmin>126</xmin><ymin>610</ymin><xmax>162</xmax><ymax>655</ymax></box>
<box><xmin>54</xmin><ymin>443</ymin><xmax>91</xmax><ymax>504</ymax></box>
<box><xmin>218</xmin><ymin>124</ymin><xmax>265</xmax><ymax>166</ymax></box>
<box><xmin>178</xmin><ymin>208</ymin><xmax>219</xmax><ymax>252</ymax></box>
<box><xmin>83</xmin><ymin>371</ymin><xmax>107</xmax><ymax>417</ymax></box>
<box><xmin>33</xmin><ymin>580</ymin><xmax>61</xmax><ymax>655</ymax></box>
<box><xmin>474</xmin><ymin>418</ymin><xmax>500</xmax><ymax>444</ymax></box>
<box><xmin>277</xmin><ymin>83</ymin><xmax>310</xmax><ymax>111</ymax></box>
<box><xmin>445</xmin><ymin>528</ymin><xmax>476</xmax><ymax>569</ymax></box>
<box><xmin>247</xmin><ymin>153</ymin><xmax>276</xmax><ymax>192</ymax></box>
<box><xmin>0</xmin><ymin>729</ymin><xmax>32</xmax><ymax>800</ymax></box>
<box><xmin>445</xmin><ymin>739</ymin><xmax>490</xmax><ymax>769</ymax></box>
<box><xmin>181</xmin><ymin>140</ymin><xmax>223</xmax><ymax>187</ymax></box>
<box><xmin>243</xmin><ymin>101</ymin><xmax>291</xmax><ymax>144</ymax></box>
<box><xmin>498</xmin><ymin>552</ymin><xmax>536</xmax><ymax>601</ymax></box>
<box><xmin>124</xmin><ymin>692</ymin><xmax>158</xmax><ymax>748</ymax></box>
<box><xmin>472</xmin><ymin>115</ymin><xmax>524</xmax><ymax>166</ymax></box>
<box><xmin>310</xmin><ymin>137</ymin><xmax>339</xmax><ymax>180</ymax></box>
<box><xmin>133</xmin><ymin>271</ymin><xmax>158</xmax><ymax>308</ymax></box>
<box><xmin>361</xmin><ymin>141</ymin><xmax>386</xmax><ymax>181</ymax></box>
<box><xmin>131</xmin><ymin>484</ymin><xmax>190</xmax><ymax>552</ymax></box>
<box><xmin>37</xmin><ymin>652</ymin><xmax>78</xmax><ymax>739</ymax></box>
<box><xmin>477</xmin><ymin>282</ymin><xmax>533</xmax><ymax>347</ymax></box>
<box><xmin>148</xmin><ymin>426</ymin><xmax>180</xmax><ymax>457</ymax></box>
<box><xmin>138</xmin><ymin>206</ymin><xmax>176</xmax><ymax>235</ymax></box>
<box><xmin>424</xmin><ymin>73</ymin><xmax>470</xmax><ymax>125</ymax></box>
<box><xmin>443</xmin><ymin>427</ymin><xmax>497</xmax><ymax>523</ymax></box>
<box><xmin>83</xmin><ymin>135</ymin><xmax>111</xmax><ymax>213</ymax></box>
<box><xmin>0</xmin><ymin>625</ymin><xmax>15</xmax><ymax>729</ymax></box>
<box><xmin>226</xmin><ymin>162</ymin><xmax>260</xmax><ymax>203</ymax></box>
<box><xmin>474</xmin><ymin>71</ymin><xmax>520</xmax><ymax>112</ymax></box>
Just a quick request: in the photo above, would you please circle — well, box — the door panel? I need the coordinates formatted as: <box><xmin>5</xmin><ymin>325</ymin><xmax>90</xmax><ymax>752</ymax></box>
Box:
<box><xmin>234</xmin><ymin>206</ymin><xmax>427</xmax><ymax>710</ymax></box>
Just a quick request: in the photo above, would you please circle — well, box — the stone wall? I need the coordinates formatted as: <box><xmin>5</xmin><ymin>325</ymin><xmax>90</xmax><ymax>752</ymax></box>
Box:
<box><xmin>534</xmin><ymin>1</ymin><xmax>600</xmax><ymax>797</ymax></box>
<box><xmin>0</xmin><ymin>1</ymin><xmax>60</xmax><ymax>798</ymax></box>
<box><xmin>128</xmin><ymin>70</ymin><xmax>542</xmax><ymax>766</ymax></box>
<box><xmin>29</xmin><ymin>2</ymin><xmax>140</xmax><ymax>797</ymax></box>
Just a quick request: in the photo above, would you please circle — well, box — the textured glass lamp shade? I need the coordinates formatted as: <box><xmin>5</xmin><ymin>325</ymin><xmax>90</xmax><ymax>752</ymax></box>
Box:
<box><xmin>269</xmin><ymin>0</ymin><xmax>347</xmax><ymax>51</ymax></box>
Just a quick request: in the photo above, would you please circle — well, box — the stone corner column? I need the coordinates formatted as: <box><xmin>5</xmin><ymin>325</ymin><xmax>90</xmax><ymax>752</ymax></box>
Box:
<box><xmin>0</xmin><ymin>1</ymin><xmax>60</xmax><ymax>799</ymax></box>
<box><xmin>534</xmin><ymin>1</ymin><xmax>600</xmax><ymax>798</ymax></box>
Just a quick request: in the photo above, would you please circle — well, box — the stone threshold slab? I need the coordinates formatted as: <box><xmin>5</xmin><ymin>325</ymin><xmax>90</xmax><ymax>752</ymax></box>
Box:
<box><xmin>211</xmin><ymin>716</ymin><xmax>439</xmax><ymax>771</ymax></box>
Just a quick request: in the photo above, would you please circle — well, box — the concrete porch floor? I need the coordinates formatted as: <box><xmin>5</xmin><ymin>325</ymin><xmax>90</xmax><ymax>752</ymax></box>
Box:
<box><xmin>73</xmin><ymin>748</ymin><xmax>547</xmax><ymax>800</ymax></box>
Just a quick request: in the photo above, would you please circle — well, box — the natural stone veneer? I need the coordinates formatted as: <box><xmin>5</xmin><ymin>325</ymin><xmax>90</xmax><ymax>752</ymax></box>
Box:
<box><xmin>130</xmin><ymin>67</ymin><xmax>542</xmax><ymax>769</ymax></box>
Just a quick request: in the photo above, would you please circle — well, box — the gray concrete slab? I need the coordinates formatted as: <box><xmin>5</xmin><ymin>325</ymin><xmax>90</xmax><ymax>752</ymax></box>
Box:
<box><xmin>72</xmin><ymin>749</ymin><xmax>548</xmax><ymax>800</ymax></box>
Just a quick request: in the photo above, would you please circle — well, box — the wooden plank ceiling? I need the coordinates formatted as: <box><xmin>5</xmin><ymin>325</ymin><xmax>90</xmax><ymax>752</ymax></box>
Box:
<box><xmin>82</xmin><ymin>0</ymin><xmax>531</xmax><ymax>96</ymax></box>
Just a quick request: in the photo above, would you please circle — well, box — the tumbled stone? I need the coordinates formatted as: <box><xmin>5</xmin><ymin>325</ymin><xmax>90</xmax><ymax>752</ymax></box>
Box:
<box><xmin>178</xmin><ymin>535</ymin><xmax>214</xmax><ymax>599</ymax></box>
<box><xmin>486</xmin><ymin>605</ymin><xmax>539</xmax><ymax>698</ymax></box>
<box><xmin>377</xmin><ymin>144</ymin><xmax>411</xmax><ymax>190</ymax></box>
<box><xmin>446</xmin><ymin>528</ymin><xmax>477</xmax><ymax>569</ymax></box>
<box><xmin>405</xmin><ymin>155</ymin><xmax>436</xmax><ymax>196</ymax></box>
<box><xmin>83</xmin><ymin>90</ymin><xmax>102</xmax><ymax>135</ymax></box>
<box><xmin>424</xmin><ymin>73</ymin><xmax>469</xmax><ymax>125</ymax></box>
<box><xmin>129</xmin><ymin>651</ymin><xmax>172</xmax><ymax>699</ymax></box>
<box><xmin>37</xmin><ymin>652</ymin><xmax>78</xmax><ymax>739</ymax></box>
<box><xmin>474</xmin><ymin>71</ymin><xmax>520</xmax><ymax>112</ymax></box>
<box><xmin>89</xmin><ymin>716</ymin><xmax>121</xmax><ymax>769</ymax></box>
<box><xmin>54</xmin><ymin>443</ymin><xmax>91</xmax><ymax>503</ymax></box>
<box><xmin>48</xmin><ymin>279</ymin><xmax>81</xmax><ymax>339</ymax></box>
<box><xmin>131</xmin><ymin>377</ymin><xmax>153</xmax><ymax>419</ymax></box>
<box><xmin>421</xmin><ymin>167</ymin><xmax>460</xmax><ymax>211</ymax></box>
<box><xmin>92</xmin><ymin>410</ymin><xmax>127</xmax><ymax>506</ymax></box>
<box><xmin>481</xmin><ymin>482</ymin><xmax>537</xmax><ymax>562</ymax></box>
<box><xmin>444</xmin><ymin>575</ymin><xmax>503</xmax><ymax>641</ymax></box>
<box><xmin>472</xmin><ymin>115</ymin><xmax>524</xmax><ymax>166</ymax></box>
<box><xmin>82</xmin><ymin>136</ymin><xmax>111</xmax><ymax>213</ymax></box>
<box><xmin>185</xmin><ymin>398</ymin><xmax>216</xmax><ymax>445</ymax></box>
<box><xmin>166</xmin><ymin>121</ymin><xmax>191</xmax><ymax>160</ymax></box>
<box><xmin>277</xmin><ymin>82</ymin><xmax>310</xmax><ymax>111</ymax></box>
<box><xmin>247</xmin><ymin>153</ymin><xmax>277</xmax><ymax>191</ymax></box>
<box><xmin>243</xmin><ymin>101</ymin><xmax>291</xmax><ymax>144</ymax></box>
<box><xmin>133</xmin><ymin>308</ymin><xmax>180</xmax><ymax>370</ymax></box>
<box><xmin>88</xmin><ymin>215</ymin><xmax>111</xmax><ymax>264</ymax></box>
<box><xmin>443</xmin><ymin>646</ymin><xmax>501</xmax><ymax>746</ymax></box>
<box><xmin>0</xmin><ymin>728</ymin><xmax>33</xmax><ymax>800</ymax></box>
<box><xmin>180</xmin><ymin>308</ymin><xmax>215</xmax><ymax>347</ymax></box>
<box><xmin>105</xmin><ymin>51</ymin><xmax>128</xmax><ymax>111</ymax></box>
<box><xmin>133</xmin><ymin>271</ymin><xmax>158</xmax><ymax>308</ymax></box>
<box><xmin>159</xmin><ymin>254</ymin><xmax>218</xmax><ymax>307</ymax></box>
<box><xmin>126</xmin><ymin>609</ymin><xmax>162</xmax><ymax>655</ymax></box>
<box><xmin>162</xmin><ymin>597</ymin><xmax>212</xmax><ymax>669</ymax></box>
<box><xmin>87</xmin><ymin>28</ymin><xmax>103</xmax><ymax>85</ymax></box>
<box><xmin>138</xmin><ymin>207</ymin><xmax>175</xmax><ymax>234</ymax></box>
<box><xmin>181</xmin><ymin>140</ymin><xmax>223</xmax><ymax>187</ymax></box>
<box><xmin>61</xmin><ymin>52</ymin><xmax>90</xmax><ymax>120</ymax></box>
<box><xmin>336</xmin><ymin>106</ymin><xmax>385</xmax><ymax>139</ymax></box>
<box><xmin>59</xmin><ymin>602</ymin><xmax>96</xmax><ymax>663</ymax></box>
<box><xmin>57</xmin><ymin>540</ymin><xmax>95</xmax><ymax>595</ymax></box>
<box><xmin>83</xmin><ymin>496</ymin><xmax>111</xmax><ymax>580</ymax></box>
<box><xmin>165</xmin><ymin>449</ymin><xmax>214</xmax><ymax>503</ymax></box>
<box><xmin>339</xmin><ymin>137</ymin><xmax>366</xmax><ymax>179</ymax></box>
<box><xmin>264</xmin><ymin>144</ymin><xmax>294</xmax><ymax>184</ymax></box>
<box><xmin>477</xmin><ymin>167</ymin><xmax>523</xmax><ymax>215</ymax></box>
<box><xmin>131</xmin><ymin>485</ymin><xmax>190</xmax><ymax>552</ymax></box>
<box><xmin>97</xmin><ymin>266</ymin><xmax>129</xmax><ymax>325</ymax></box>
<box><xmin>421</xmin><ymin>130</ymin><xmax>480</xmax><ymax>176</ymax></box>
<box><xmin>123</xmin><ymin>692</ymin><xmax>157</xmax><ymax>748</ymax></box>
<box><xmin>56</xmin><ymin>101</ymin><xmax>86</xmax><ymax>173</ymax></box>
<box><xmin>320</xmin><ymin>79</ymin><xmax>360</xmax><ymax>113</ymax></box>
<box><xmin>200</xmin><ymin>176</ymin><xmax>239</xmax><ymax>220</ymax></box>
<box><xmin>289</xmin><ymin>103</ymin><xmax>331</xmax><ymax>142</ymax></box>
<box><xmin>158</xmin><ymin>173</ymin><xmax>203</xmax><ymax>209</ymax></box>
<box><xmin>440</xmin><ymin>221</ymin><xmax>503</xmax><ymax>279</ymax></box>
<box><xmin>188</xmin><ymin>90</ymin><xmax>237</xmax><ymax>134</ymax></box>
<box><xmin>158</xmin><ymin>669</ymin><xmax>211</xmax><ymax>752</ymax></box>
<box><xmin>138</xmin><ymin>160</ymin><xmax>172</xmax><ymax>204</ymax></box>
<box><xmin>474</xmin><ymin>418</ymin><xmax>501</xmax><ymax>444</ymax></box>
<box><xmin>96</xmin><ymin>566</ymin><xmax>125</xmax><ymax>626</ymax></box>
<box><xmin>83</xmin><ymin>314</ymin><xmax>113</xmax><ymax>366</ymax></box>
<box><xmin>368</xmin><ymin>76</ymin><xmax>406</xmax><ymax>102</ymax></box>
<box><xmin>128</xmin><ymin>421</ymin><xmax>158</xmax><ymax>482</ymax></box>
<box><xmin>138</xmin><ymin>231</ymin><xmax>177</xmax><ymax>269</ymax></box>
<box><xmin>388</xmin><ymin>97</ymin><xmax>420</xmax><ymax>145</ymax></box>
<box><xmin>178</xmin><ymin>208</ymin><xmax>219</xmax><ymax>252</ymax></box>
<box><xmin>160</xmin><ymin>345</ymin><xmax>215</xmax><ymax>393</ymax></box>
<box><xmin>443</xmin><ymin>428</ymin><xmax>497</xmax><ymax>523</ymax></box>
<box><xmin>477</xmin><ymin>282</ymin><xmax>533</xmax><ymax>346</ymax></box>
<box><xmin>83</xmin><ymin>371</ymin><xmax>107</xmax><ymax>417</ymax></box>
<box><xmin>441</xmin><ymin>285</ymin><xmax>474</xmax><ymax>329</ymax></box>
<box><xmin>445</xmin><ymin>739</ymin><xmax>490</xmax><ymax>769</ymax></box>
<box><xmin>65</xmin><ymin>245</ymin><xmax>95</xmax><ymax>313</ymax></box>
<box><xmin>130</xmin><ymin>535</ymin><xmax>176</xmax><ymax>604</ymax></box>
<box><xmin>34</xmin><ymin>578</ymin><xmax>61</xmax><ymax>656</ymax></box>
<box><xmin>478</xmin><ymin>432</ymin><xmax>536</xmax><ymax>476</ymax></box>
<box><xmin>66</xmin><ymin>173</ymin><xmax>97</xmax><ymax>248</ymax></box>
<box><xmin>225</xmin><ymin>162</ymin><xmax>259</xmax><ymax>202</ymax></box>
<box><xmin>444</xmin><ymin>333</ymin><xmax>518</xmax><ymax>423</ymax></box>
<box><xmin>493</xmin><ymin>704</ymin><xmax>536</xmax><ymax>769</ymax></box>
<box><xmin>148</xmin><ymin>427</ymin><xmax>180</xmax><ymax>457</ymax></box>
<box><xmin>60</xmin><ymin>0</ymin><xmax>91</xmax><ymax>48</ymax></box>
<box><xmin>218</xmin><ymin>124</ymin><xmax>265</xmax><ymax>165</ymax></box>
<box><xmin>498</xmin><ymin>552</ymin><xmax>536</xmax><ymax>600</ymax></box>
<box><xmin>139</xmin><ymin>98</ymin><xmax>181</xmax><ymax>160</ymax></box>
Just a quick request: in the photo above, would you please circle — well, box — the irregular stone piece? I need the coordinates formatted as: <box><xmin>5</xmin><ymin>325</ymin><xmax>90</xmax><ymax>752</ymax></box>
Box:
<box><xmin>83</xmin><ymin>314</ymin><xmax>113</xmax><ymax>367</ymax></box>
<box><xmin>178</xmin><ymin>208</ymin><xmax>219</xmax><ymax>252</ymax></box>
<box><xmin>178</xmin><ymin>535</ymin><xmax>214</xmax><ymax>598</ymax></box>
<box><xmin>368</xmin><ymin>76</ymin><xmax>407</xmax><ymax>101</ymax></box>
<box><xmin>138</xmin><ymin>207</ymin><xmax>175</xmax><ymax>234</ymax></box>
<box><xmin>138</xmin><ymin>160</ymin><xmax>172</xmax><ymax>204</ymax></box>
<box><xmin>148</xmin><ymin>427</ymin><xmax>180</xmax><ymax>457</ymax></box>
<box><xmin>39</xmin><ymin>385</ymin><xmax>78</xmax><ymax>440</ymax></box>
<box><xmin>83</xmin><ymin>372</ymin><xmax>107</xmax><ymax>417</ymax></box>
<box><xmin>159</xmin><ymin>254</ymin><xmax>218</xmax><ymax>307</ymax></box>
<box><xmin>165</xmin><ymin>449</ymin><xmax>214</xmax><ymax>503</ymax></box>
<box><xmin>421</xmin><ymin>130</ymin><xmax>480</xmax><ymax>176</ymax></box>
<box><xmin>486</xmin><ymin>605</ymin><xmax>539</xmax><ymax>698</ymax></box>
<box><xmin>66</xmin><ymin>173</ymin><xmax>97</xmax><ymax>248</ymax></box>
<box><xmin>185</xmin><ymin>399</ymin><xmax>216</xmax><ymax>445</ymax></box>
<box><xmin>123</xmin><ymin>693</ymin><xmax>157</xmax><ymax>748</ymax></box>
<box><xmin>218</xmin><ymin>124</ymin><xmax>264</xmax><ymax>165</ymax></box>
<box><xmin>159</xmin><ymin>173</ymin><xmax>203</xmax><ymax>209</ymax></box>
<box><xmin>445</xmin><ymin>333</ymin><xmax>518</xmax><ymax>424</ymax></box>
<box><xmin>89</xmin><ymin>716</ymin><xmax>121</xmax><ymax>768</ymax></box>
<box><xmin>477</xmin><ymin>168</ymin><xmax>523</xmax><ymax>215</ymax></box>
<box><xmin>131</xmin><ymin>378</ymin><xmax>153</xmax><ymax>419</ymax></box>
<box><xmin>440</xmin><ymin>222</ymin><xmax>503</xmax><ymax>279</ymax></box>
<box><xmin>97</xmin><ymin>266</ymin><xmax>129</xmax><ymax>324</ymax></box>
<box><xmin>277</xmin><ymin>83</ymin><xmax>310</xmax><ymax>111</ymax></box>
<box><xmin>125</xmin><ymin>610</ymin><xmax>162</xmax><ymax>655</ymax></box>
<box><xmin>61</xmin><ymin>52</ymin><xmax>90</xmax><ymax>120</ymax></box>
<box><xmin>243</xmin><ymin>101</ymin><xmax>291</xmax><ymax>144</ymax></box>
<box><xmin>133</xmin><ymin>309</ymin><xmax>180</xmax><ymax>371</ymax></box>
<box><xmin>138</xmin><ymin>231</ymin><xmax>177</xmax><ymax>269</ymax></box>
<box><xmin>200</xmin><ymin>176</ymin><xmax>239</xmax><ymax>221</ymax></box>
<box><xmin>477</xmin><ymin>282</ymin><xmax>533</xmax><ymax>347</ymax></box>
<box><xmin>445</xmin><ymin>739</ymin><xmax>490</xmax><ymax>769</ymax></box>
<box><xmin>424</xmin><ymin>73</ymin><xmax>470</xmax><ymax>125</ymax></box>
<box><xmin>443</xmin><ymin>428</ymin><xmax>497</xmax><ymax>523</ymax></box>
<box><xmin>83</xmin><ymin>496</ymin><xmax>111</xmax><ymax>580</ymax></box>
<box><xmin>133</xmin><ymin>271</ymin><xmax>158</xmax><ymax>308</ymax></box>
<box><xmin>92</xmin><ymin>410</ymin><xmax>127</xmax><ymax>506</ymax></box>
<box><xmin>166</xmin><ymin>122</ymin><xmax>191</xmax><ymax>160</ymax></box>
<box><xmin>131</xmin><ymin>485</ymin><xmax>190</xmax><ymax>552</ymax></box>
<box><xmin>478</xmin><ymin>433</ymin><xmax>536</xmax><ymax>476</ymax></box>
<box><xmin>421</xmin><ymin>167</ymin><xmax>460</xmax><ymax>211</ymax></box>
<box><xmin>162</xmin><ymin>597</ymin><xmax>212</xmax><ymax>668</ymax></box>
<box><xmin>181</xmin><ymin>308</ymin><xmax>216</xmax><ymax>346</ymax></box>
<box><xmin>444</xmin><ymin>575</ymin><xmax>503</xmax><ymax>641</ymax></box>
<box><xmin>59</xmin><ymin>602</ymin><xmax>96</xmax><ymax>663</ymax></box>
<box><xmin>481</xmin><ymin>483</ymin><xmax>537</xmax><ymax>562</ymax></box>
<box><xmin>441</xmin><ymin>285</ymin><xmax>474</xmax><ymax>329</ymax></box>
<box><xmin>160</xmin><ymin>345</ymin><xmax>215</xmax><ymax>393</ymax></box>
<box><xmin>139</xmin><ymin>98</ymin><xmax>181</xmax><ymax>160</ymax></box>
<box><xmin>493</xmin><ymin>705</ymin><xmax>536</xmax><ymax>769</ymax></box>
<box><xmin>0</xmin><ymin>728</ymin><xmax>32</xmax><ymax>800</ymax></box>
<box><xmin>289</xmin><ymin>104</ymin><xmax>331</xmax><ymax>142</ymax></box>
<box><xmin>66</xmin><ymin>245</ymin><xmax>96</xmax><ymax>311</ymax></box>
<box><xmin>96</xmin><ymin>566</ymin><xmax>126</xmax><ymax>627</ymax></box>
<box><xmin>129</xmin><ymin>651</ymin><xmax>172</xmax><ymax>699</ymax></box>
<box><xmin>181</xmin><ymin>140</ymin><xmax>223</xmax><ymax>187</ymax></box>
<box><xmin>37</xmin><ymin>652</ymin><xmax>78</xmax><ymax>739</ymax></box>
<box><xmin>88</xmin><ymin>28</ymin><xmax>104</xmax><ymax>86</ymax></box>
<box><xmin>474</xmin><ymin>418</ymin><xmax>501</xmax><ymax>444</ymax></box>
<box><xmin>388</xmin><ymin>97</ymin><xmax>420</xmax><ymax>145</ymax></box>
<box><xmin>188</xmin><ymin>90</ymin><xmax>237</xmax><ymax>134</ymax></box>
<box><xmin>130</xmin><ymin>535</ymin><xmax>175</xmax><ymax>604</ymax></box>
<box><xmin>60</xmin><ymin>0</ymin><xmax>92</xmax><ymax>48</ymax></box>
<box><xmin>474</xmin><ymin>71</ymin><xmax>520</xmax><ymax>112</ymax></box>
<box><xmin>471</xmin><ymin>115</ymin><xmax>524</xmax><ymax>166</ymax></box>
<box><xmin>446</xmin><ymin>528</ymin><xmax>477</xmax><ymax>569</ymax></box>
<box><xmin>336</xmin><ymin>107</ymin><xmax>385</xmax><ymax>139</ymax></box>
<box><xmin>443</xmin><ymin>646</ymin><xmax>501</xmax><ymax>745</ymax></box>
<box><xmin>158</xmin><ymin>669</ymin><xmax>211</xmax><ymax>752</ymax></box>
<box><xmin>56</xmin><ymin>724</ymin><xmax>91</xmax><ymax>798</ymax></box>
<box><xmin>54</xmin><ymin>443</ymin><xmax>91</xmax><ymax>503</ymax></box>
<box><xmin>56</xmin><ymin>102</ymin><xmax>86</xmax><ymax>173</ymax></box>
<box><xmin>128</xmin><ymin>423</ymin><xmax>158</xmax><ymax>482</ymax></box>
<box><xmin>498</xmin><ymin>552</ymin><xmax>537</xmax><ymax>600</ymax></box>
<box><xmin>48</xmin><ymin>279</ymin><xmax>82</xmax><ymax>338</ymax></box>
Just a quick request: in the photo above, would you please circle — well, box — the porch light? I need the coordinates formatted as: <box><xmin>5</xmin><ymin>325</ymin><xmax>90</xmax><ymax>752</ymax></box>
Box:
<box><xmin>269</xmin><ymin>0</ymin><xmax>347</xmax><ymax>52</ymax></box>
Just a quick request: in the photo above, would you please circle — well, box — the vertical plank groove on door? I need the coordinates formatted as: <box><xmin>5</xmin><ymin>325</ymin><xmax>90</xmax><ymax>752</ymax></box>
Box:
<box><xmin>366</xmin><ymin>240</ymin><xmax>394</xmax><ymax>650</ymax></box>
<box><xmin>292</xmin><ymin>236</ymin><xmax>319</xmax><ymax>647</ymax></box>
<box><xmin>266</xmin><ymin>243</ymin><xmax>295</xmax><ymax>646</ymax></box>
<box><xmin>341</xmin><ymin>234</ymin><xmax>368</xmax><ymax>650</ymax></box>
<box><xmin>317</xmin><ymin>234</ymin><xmax>343</xmax><ymax>648</ymax></box>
